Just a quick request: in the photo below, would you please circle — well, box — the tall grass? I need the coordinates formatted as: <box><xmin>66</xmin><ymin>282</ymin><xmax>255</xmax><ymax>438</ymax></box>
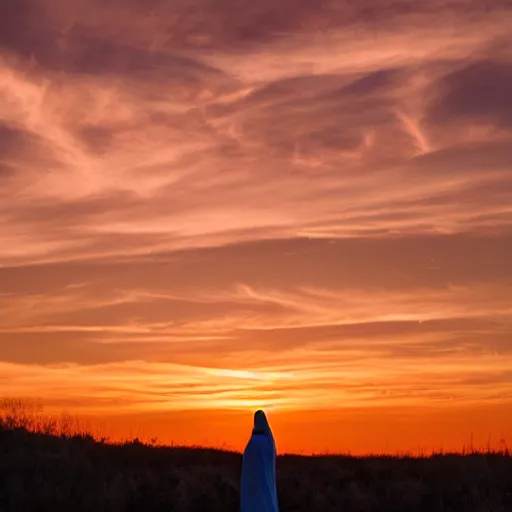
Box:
<box><xmin>1</xmin><ymin>398</ymin><xmax>511</xmax><ymax>511</ymax></box>
<box><xmin>0</xmin><ymin>397</ymin><xmax>96</xmax><ymax>440</ymax></box>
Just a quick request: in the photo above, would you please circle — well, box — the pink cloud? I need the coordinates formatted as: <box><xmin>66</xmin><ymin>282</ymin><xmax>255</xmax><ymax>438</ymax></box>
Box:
<box><xmin>0</xmin><ymin>0</ymin><xmax>511</xmax><ymax>442</ymax></box>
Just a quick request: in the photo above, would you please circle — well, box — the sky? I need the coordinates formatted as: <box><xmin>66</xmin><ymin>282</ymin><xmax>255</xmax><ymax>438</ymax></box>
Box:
<box><xmin>0</xmin><ymin>0</ymin><xmax>512</xmax><ymax>455</ymax></box>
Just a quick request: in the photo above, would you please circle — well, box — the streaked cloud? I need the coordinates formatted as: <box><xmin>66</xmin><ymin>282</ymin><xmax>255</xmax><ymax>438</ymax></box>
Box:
<box><xmin>1</xmin><ymin>0</ymin><xmax>511</xmax><ymax>452</ymax></box>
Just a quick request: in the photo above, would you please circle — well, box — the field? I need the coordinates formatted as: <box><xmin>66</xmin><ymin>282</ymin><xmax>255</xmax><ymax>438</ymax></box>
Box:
<box><xmin>1</xmin><ymin>408</ymin><xmax>511</xmax><ymax>512</ymax></box>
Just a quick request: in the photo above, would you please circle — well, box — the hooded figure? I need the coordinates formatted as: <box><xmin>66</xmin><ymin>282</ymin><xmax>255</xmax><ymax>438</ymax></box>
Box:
<box><xmin>240</xmin><ymin>410</ymin><xmax>278</xmax><ymax>512</ymax></box>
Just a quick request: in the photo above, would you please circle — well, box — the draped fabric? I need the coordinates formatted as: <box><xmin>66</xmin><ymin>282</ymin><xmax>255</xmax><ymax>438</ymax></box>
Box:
<box><xmin>240</xmin><ymin>410</ymin><xmax>279</xmax><ymax>512</ymax></box>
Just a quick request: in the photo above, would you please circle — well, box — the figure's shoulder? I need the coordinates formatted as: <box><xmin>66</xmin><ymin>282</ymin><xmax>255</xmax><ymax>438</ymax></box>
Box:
<box><xmin>247</xmin><ymin>433</ymin><xmax>273</xmax><ymax>452</ymax></box>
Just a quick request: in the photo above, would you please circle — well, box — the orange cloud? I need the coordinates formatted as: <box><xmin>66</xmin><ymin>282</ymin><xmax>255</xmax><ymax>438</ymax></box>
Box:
<box><xmin>1</xmin><ymin>0</ymin><xmax>511</xmax><ymax>453</ymax></box>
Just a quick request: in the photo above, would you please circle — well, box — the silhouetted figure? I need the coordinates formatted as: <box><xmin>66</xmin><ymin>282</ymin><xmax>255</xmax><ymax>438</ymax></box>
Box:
<box><xmin>240</xmin><ymin>410</ymin><xmax>279</xmax><ymax>512</ymax></box>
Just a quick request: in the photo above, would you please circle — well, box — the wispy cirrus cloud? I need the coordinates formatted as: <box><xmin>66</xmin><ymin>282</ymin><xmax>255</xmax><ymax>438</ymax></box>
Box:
<box><xmin>1</xmin><ymin>0</ymin><xmax>511</xmax><ymax>452</ymax></box>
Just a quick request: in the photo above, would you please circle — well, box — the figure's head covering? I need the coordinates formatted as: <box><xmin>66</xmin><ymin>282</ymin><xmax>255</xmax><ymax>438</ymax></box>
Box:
<box><xmin>253</xmin><ymin>410</ymin><xmax>271</xmax><ymax>435</ymax></box>
<box><xmin>252</xmin><ymin>410</ymin><xmax>276</xmax><ymax>454</ymax></box>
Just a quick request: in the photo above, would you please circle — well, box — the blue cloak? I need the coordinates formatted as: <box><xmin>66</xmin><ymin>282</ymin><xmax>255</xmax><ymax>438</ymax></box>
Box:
<box><xmin>240</xmin><ymin>410</ymin><xmax>279</xmax><ymax>512</ymax></box>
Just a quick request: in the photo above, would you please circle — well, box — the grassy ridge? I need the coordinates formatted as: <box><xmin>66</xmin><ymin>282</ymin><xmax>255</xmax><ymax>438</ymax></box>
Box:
<box><xmin>1</xmin><ymin>420</ymin><xmax>512</xmax><ymax>512</ymax></box>
<box><xmin>1</xmin><ymin>400</ymin><xmax>511</xmax><ymax>511</ymax></box>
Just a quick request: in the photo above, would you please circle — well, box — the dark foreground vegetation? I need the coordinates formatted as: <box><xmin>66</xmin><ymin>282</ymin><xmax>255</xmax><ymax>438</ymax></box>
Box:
<box><xmin>1</xmin><ymin>405</ymin><xmax>511</xmax><ymax>511</ymax></box>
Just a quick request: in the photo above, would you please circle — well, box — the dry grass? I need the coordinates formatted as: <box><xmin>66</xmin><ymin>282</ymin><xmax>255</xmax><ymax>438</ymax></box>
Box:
<box><xmin>1</xmin><ymin>400</ymin><xmax>511</xmax><ymax>511</ymax></box>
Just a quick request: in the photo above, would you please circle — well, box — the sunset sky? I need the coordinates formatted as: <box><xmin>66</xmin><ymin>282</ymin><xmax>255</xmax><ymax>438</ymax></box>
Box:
<box><xmin>1</xmin><ymin>0</ymin><xmax>512</xmax><ymax>455</ymax></box>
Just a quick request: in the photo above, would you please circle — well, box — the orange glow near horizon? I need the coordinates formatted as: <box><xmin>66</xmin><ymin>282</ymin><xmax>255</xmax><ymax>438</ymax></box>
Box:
<box><xmin>1</xmin><ymin>0</ymin><xmax>512</xmax><ymax>455</ymax></box>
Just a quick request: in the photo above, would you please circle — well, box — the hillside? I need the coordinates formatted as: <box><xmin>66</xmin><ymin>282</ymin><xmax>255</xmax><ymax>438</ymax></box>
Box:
<box><xmin>1</xmin><ymin>425</ymin><xmax>511</xmax><ymax>512</ymax></box>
